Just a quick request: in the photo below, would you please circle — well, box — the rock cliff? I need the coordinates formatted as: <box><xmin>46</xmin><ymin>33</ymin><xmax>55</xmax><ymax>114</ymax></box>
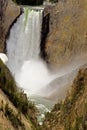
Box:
<box><xmin>0</xmin><ymin>0</ymin><xmax>21</xmax><ymax>52</ymax></box>
<box><xmin>44</xmin><ymin>0</ymin><xmax>87</xmax><ymax>68</ymax></box>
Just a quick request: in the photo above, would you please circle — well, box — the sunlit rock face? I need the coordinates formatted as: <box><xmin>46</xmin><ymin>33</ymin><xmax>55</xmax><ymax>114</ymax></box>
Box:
<box><xmin>0</xmin><ymin>0</ymin><xmax>21</xmax><ymax>52</ymax></box>
<box><xmin>44</xmin><ymin>0</ymin><xmax>87</xmax><ymax>68</ymax></box>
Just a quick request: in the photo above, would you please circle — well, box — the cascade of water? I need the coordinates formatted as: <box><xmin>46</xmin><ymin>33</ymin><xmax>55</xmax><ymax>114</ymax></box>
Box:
<box><xmin>7</xmin><ymin>8</ymin><xmax>42</xmax><ymax>74</ymax></box>
<box><xmin>6</xmin><ymin>7</ymin><xmax>56</xmax><ymax>95</ymax></box>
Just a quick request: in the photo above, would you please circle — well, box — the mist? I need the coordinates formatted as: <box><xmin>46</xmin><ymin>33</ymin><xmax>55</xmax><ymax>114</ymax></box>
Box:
<box><xmin>15</xmin><ymin>59</ymin><xmax>56</xmax><ymax>95</ymax></box>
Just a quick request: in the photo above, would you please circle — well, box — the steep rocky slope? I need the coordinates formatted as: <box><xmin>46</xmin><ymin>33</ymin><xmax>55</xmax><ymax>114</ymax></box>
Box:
<box><xmin>44</xmin><ymin>0</ymin><xmax>87</xmax><ymax>68</ymax></box>
<box><xmin>0</xmin><ymin>0</ymin><xmax>21</xmax><ymax>52</ymax></box>
<box><xmin>0</xmin><ymin>89</ymin><xmax>35</xmax><ymax>130</ymax></box>
<box><xmin>40</xmin><ymin>66</ymin><xmax>87</xmax><ymax>130</ymax></box>
<box><xmin>0</xmin><ymin>59</ymin><xmax>37</xmax><ymax>130</ymax></box>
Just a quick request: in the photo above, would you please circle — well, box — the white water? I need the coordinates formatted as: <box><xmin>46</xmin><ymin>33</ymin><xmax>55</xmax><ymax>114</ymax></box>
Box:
<box><xmin>0</xmin><ymin>53</ymin><xmax>8</xmax><ymax>64</ymax></box>
<box><xmin>6</xmin><ymin>7</ymin><xmax>56</xmax><ymax>95</ymax></box>
<box><xmin>7</xmin><ymin>8</ymin><xmax>42</xmax><ymax>73</ymax></box>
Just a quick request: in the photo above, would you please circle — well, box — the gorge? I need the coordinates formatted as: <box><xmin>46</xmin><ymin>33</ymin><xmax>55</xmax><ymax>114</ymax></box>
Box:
<box><xmin>6</xmin><ymin>5</ymin><xmax>87</xmax><ymax>102</ymax></box>
<box><xmin>6</xmin><ymin>5</ymin><xmax>87</xmax><ymax>126</ymax></box>
<box><xmin>0</xmin><ymin>0</ymin><xmax>87</xmax><ymax>130</ymax></box>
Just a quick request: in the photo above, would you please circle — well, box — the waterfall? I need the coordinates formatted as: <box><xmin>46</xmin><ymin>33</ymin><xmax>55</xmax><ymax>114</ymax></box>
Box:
<box><xmin>6</xmin><ymin>6</ymin><xmax>87</xmax><ymax>125</ymax></box>
<box><xmin>7</xmin><ymin>8</ymin><xmax>42</xmax><ymax>74</ymax></box>
<box><xmin>6</xmin><ymin>6</ymin><xmax>86</xmax><ymax>102</ymax></box>
<box><xmin>6</xmin><ymin>7</ymin><xmax>55</xmax><ymax>95</ymax></box>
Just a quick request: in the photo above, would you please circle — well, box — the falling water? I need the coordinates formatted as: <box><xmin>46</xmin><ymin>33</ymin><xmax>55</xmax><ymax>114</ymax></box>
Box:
<box><xmin>6</xmin><ymin>7</ymin><xmax>56</xmax><ymax>95</ymax></box>
<box><xmin>7</xmin><ymin>8</ymin><xmax>42</xmax><ymax>73</ymax></box>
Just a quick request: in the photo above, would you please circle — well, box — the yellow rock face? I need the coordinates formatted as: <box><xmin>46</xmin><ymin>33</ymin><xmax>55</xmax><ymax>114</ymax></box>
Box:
<box><xmin>45</xmin><ymin>0</ymin><xmax>87</xmax><ymax>68</ymax></box>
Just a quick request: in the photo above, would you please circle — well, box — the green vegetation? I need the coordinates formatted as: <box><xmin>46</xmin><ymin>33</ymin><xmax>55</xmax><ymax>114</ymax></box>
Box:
<box><xmin>5</xmin><ymin>103</ymin><xmax>25</xmax><ymax>130</ymax></box>
<box><xmin>0</xmin><ymin>59</ymin><xmax>37</xmax><ymax>126</ymax></box>
<box><xmin>52</xmin><ymin>102</ymin><xmax>61</xmax><ymax>112</ymax></box>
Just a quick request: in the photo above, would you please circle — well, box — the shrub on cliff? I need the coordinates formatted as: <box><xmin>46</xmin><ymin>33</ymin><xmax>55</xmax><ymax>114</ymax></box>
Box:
<box><xmin>5</xmin><ymin>103</ymin><xmax>25</xmax><ymax>130</ymax></box>
<box><xmin>40</xmin><ymin>68</ymin><xmax>87</xmax><ymax>130</ymax></box>
<box><xmin>0</xmin><ymin>59</ymin><xmax>37</xmax><ymax>126</ymax></box>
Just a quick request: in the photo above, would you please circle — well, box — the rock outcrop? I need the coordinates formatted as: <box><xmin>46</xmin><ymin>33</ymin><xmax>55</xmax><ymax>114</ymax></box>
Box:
<box><xmin>44</xmin><ymin>0</ymin><xmax>87</xmax><ymax>68</ymax></box>
<box><xmin>0</xmin><ymin>0</ymin><xmax>21</xmax><ymax>52</ymax></box>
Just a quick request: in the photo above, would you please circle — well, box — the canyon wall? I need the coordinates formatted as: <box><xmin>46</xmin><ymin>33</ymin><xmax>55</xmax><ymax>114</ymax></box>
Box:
<box><xmin>43</xmin><ymin>0</ymin><xmax>87</xmax><ymax>68</ymax></box>
<box><xmin>0</xmin><ymin>0</ymin><xmax>21</xmax><ymax>52</ymax></box>
<box><xmin>41</xmin><ymin>67</ymin><xmax>87</xmax><ymax>130</ymax></box>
